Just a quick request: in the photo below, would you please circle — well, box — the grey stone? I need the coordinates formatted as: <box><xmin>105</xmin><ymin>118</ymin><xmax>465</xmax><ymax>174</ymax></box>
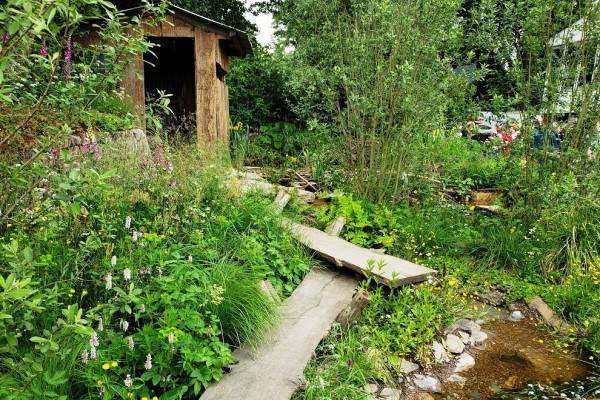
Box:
<box><xmin>123</xmin><ymin>128</ymin><xmax>151</xmax><ymax>158</ymax></box>
<box><xmin>458</xmin><ymin>331</ymin><xmax>471</xmax><ymax>344</ymax></box>
<box><xmin>379</xmin><ymin>387</ymin><xmax>401</xmax><ymax>400</ymax></box>
<box><xmin>433</xmin><ymin>340</ymin><xmax>449</xmax><ymax>363</ymax></box>
<box><xmin>447</xmin><ymin>374</ymin><xmax>467</xmax><ymax>386</ymax></box>
<box><xmin>454</xmin><ymin>319</ymin><xmax>481</xmax><ymax>334</ymax></box>
<box><xmin>469</xmin><ymin>330</ymin><xmax>488</xmax><ymax>345</ymax></box>
<box><xmin>445</xmin><ymin>334</ymin><xmax>465</xmax><ymax>354</ymax></box>
<box><xmin>510</xmin><ymin>310</ymin><xmax>524</xmax><ymax>321</ymax></box>
<box><xmin>400</xmin><ymin>358</ymin><xmax>420</xmax><ymax>374</ymax></box>
<box><xmin>413</xmin><ymin>374</ymin><xmax>443</xmax><ymax>393</ymax></box>
<box><xmin>454</xmin><ymin>353</ymin><xmax>476</xmax><ymax>373</ymax></box>
<box><xmin>364</xmin><ymin>383</ymin><xmax>379</xmax><ymax>394</ymax></box>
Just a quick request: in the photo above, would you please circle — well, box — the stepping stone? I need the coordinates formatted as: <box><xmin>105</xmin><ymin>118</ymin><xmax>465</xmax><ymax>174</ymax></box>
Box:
<box><xmin>283</xmin><ymin>219</ymin><xmax>436</xmax><ymax>287</ymax></box>
<box><xmin>200</xmin><ymin>268</ymin><xmax>358</xmax><ymax>400</ymax></box>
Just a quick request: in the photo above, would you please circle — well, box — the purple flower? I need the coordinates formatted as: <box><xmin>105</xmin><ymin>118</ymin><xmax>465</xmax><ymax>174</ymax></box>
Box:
<box><xmin>123</xmin><ymin>268</ymin><xmax>131</xmax><ymax>281</ymax></box>
<box><xmin>64</xmin><ymin>35</ymin><xmax>72</xmax><ymax>79</ymax></box>
<box><xmin>90</xmin><ymin>346</ymin><xmax>97</xmax><ymax>359</ymax></box>
<box><xmin>90</xmin><ymin>332</ymin><xmax>99</xmax><ymax>347</ymax></box>
<box><xmin>124</xmin><ymin>374</ymin><xmax>132</xmax><ymax>388</ymax></box>
<box><xmin>2</xmin><ymin>33</ymin><xmax>10</xmax><ymax>43</ymax></box>
<box><xmin>81</xmin><ymin>349</ymin><xmax>89</xmax><ymax>364</ymax></box>
<box><xmin>39</xmin><ymin>47</ymin><xmax>48</xmax><ymax>56</ymax></box>
<box><xmin>346</xmin><ymin>359</ymin><xmax>353</xmax><ymax>366</ymax></box>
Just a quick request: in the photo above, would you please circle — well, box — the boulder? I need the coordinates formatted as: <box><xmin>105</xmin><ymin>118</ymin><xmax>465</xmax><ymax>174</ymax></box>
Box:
<box><xmin>122</xmin><ymin>128</ymin><xmax>151</xmax><ymax>159</ymax></box>
<box><xmin>458</xmin><ymin>331</ymin><xmax>471</xmax><ymax>344</ymax></box>
<box><xmin>364</xmin><ymin>383</ymin><xmax>379</xmax><ymax>394</ymax></box>
<box><xmin>454</xmin><ymin>353</ymin><xmax>476</xmax><ymax>373</ymax></box>
<box><xmin>412</xmin><ymin>374</ymin><xmax>443</xmax><ymax>393</ymax></box>
<box><xmin>445</xmin><ymin>334</ymin><xmax>465</xmax><ymax>354</ymax></box>
<box><xmin>454</xmin><ymin>319</ymin><xmax>481</xmax><ymax>334</ymax></box>
<box><xmin>469</xmin><ymin>330</ymin><xmax>488</xmax><ymax>345</ymax></box>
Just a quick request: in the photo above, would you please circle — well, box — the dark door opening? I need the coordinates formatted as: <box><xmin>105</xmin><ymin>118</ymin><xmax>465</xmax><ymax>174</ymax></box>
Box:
<box><xmin>144</xmin><ymin>37</ymin><xmax>196</xmax><ymax>141</ymax></box>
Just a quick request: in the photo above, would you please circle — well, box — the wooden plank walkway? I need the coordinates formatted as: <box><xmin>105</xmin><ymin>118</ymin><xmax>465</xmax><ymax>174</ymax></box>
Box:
<box><xmin>200</xmin><ymin>268</ymin><xmax>358</xmax><ymax>400</ymax></box>
<box><xmin>283</xmin><ymin>219</ymin><xmax>436</xmax><ymax>287</ymax></box>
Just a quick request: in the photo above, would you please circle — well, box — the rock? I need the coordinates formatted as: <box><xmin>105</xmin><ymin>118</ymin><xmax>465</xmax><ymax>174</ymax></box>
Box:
<box><xmin>476</xmin><ymin>289</ymin><xmax>505</xmax><ymax>306</ymax></box>
<box><xmin>445</xmin><ymin>334</ymin><xmax>465</xmax><ymax>354</ymax></box>
<box><xmin>453</xmin><ymin>319</ymin><xmax>481</xmax><ymax>334</ymax></box>
<box><xmin>413</xmin><ymin>393</ymin><xmax>436</xmax><ymax>400</ymax></box>
<box><xmin>364</xmin><ymin>383</ymin><xmax>379</xmax><ymax>394</ymax></box>
<box><xmin>503</xmin><ymin>375</ymin><xmax>518</xmax><ymax>390</ymax></box>
<box><xmin>400</xmin><ymin>358</ymin><xmax>420</xmax><ymax>374</ymax></box>
<box><xmin>510</xmin><ymin>310</ymin><xmax>524</xmax><ymax>321</ymax></box>
<box><xmin>454</xmin><ymin>353</ymin><xmax>476</xmax><ymax>373</ymax></box>
<box><xmin>447</xmin><ymin>374</ymin><xmax>466</xmax><ymax>387</ymax></box>
<box><xmin>469</xmin><ymin>330</ymin><xmax>488</xmax><ymax>345</ymax></box>
<box><xmin>413</xmin><ymin>374</ymin><xmax>443</xmax><ymax>393</ymax></box>
<box><xmin>379</xmin><ymin>387</ymin><xmax>401</xmax><ymax>400</ymax></box>
<box><xmin>433</xmin><ymin>340</ymin><xmax>449</xmax><ymax>363</ymax></box>
<box><xmin>458</xmin><ymin>331</ymin><xmax>471</xmax><ymax>344</ymax></box>
<box><xmin>123</xmin><ymin>128</ymin><xmax>151</xmax><ymax>158</ymax></box>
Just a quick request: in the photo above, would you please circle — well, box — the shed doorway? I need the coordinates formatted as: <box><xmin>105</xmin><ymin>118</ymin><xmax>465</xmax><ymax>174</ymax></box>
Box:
<box><xmin>144</xmin><ymin>37</ymin><xmax>196</xmax><ymax>142</ymax></box>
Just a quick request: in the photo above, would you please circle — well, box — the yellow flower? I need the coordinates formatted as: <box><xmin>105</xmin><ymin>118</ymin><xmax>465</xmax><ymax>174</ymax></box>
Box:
<box><xmin>82</xmin><ymin>289</ymin><xmax>88</xmax><ymax>296</ymax></box>
<box><xmin>102</xmin><ymin>363</ymin><xmax>110</xmax><ymax>370</ymax></box>
<box><xmin>152</xmin><ymin>397</ymin><xmax>159</xmax><ymax>400</ymax></box>
<box><xmin>69</xmin><ymin>288</ymin><xmax>75</xmax><ymax>294</ymax></box>
<box><xmin>97</xmin><ymin>380</ymin><xmax>104</xmax><ymax>386</ymax></box>
<box><xmin>111</xmin><ymin>361</ymin><xmax>118</xmax><ymax>367</ymax></box>
<box><xmin>142</xmin><ymin>397</ymin><xmax>148</xmax><ymax>400</ymax></box>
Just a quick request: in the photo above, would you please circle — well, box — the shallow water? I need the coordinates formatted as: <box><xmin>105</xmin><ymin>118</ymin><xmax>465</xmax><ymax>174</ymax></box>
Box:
<box><xmin>443</xmin><ymin>318</ymin><xmax>593</xmax><ymax>400</ymax></box>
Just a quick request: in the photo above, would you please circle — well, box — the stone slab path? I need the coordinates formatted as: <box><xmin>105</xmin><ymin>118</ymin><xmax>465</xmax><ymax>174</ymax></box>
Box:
<box><xmin>283</xmin><ymin>219</ymin><xmax>436</xmax><ymax>287</ymax></box>
<box><xmin>199</xmin><ymin>267</ymin><xmax>357</xmax><ymax>400</ymax></box>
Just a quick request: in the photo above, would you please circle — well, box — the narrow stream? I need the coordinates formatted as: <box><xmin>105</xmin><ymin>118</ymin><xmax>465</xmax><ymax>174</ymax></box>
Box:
<box><xmin>442</xmin><ymin>318</ymin><xmax>597</xmax><ymax>400</ymax></box>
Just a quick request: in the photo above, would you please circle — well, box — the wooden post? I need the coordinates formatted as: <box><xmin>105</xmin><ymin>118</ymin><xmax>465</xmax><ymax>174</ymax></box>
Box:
<box><xmin>196</xmin><ymin>30</ymin><xmax>218</xmax><ymax>145</ymax></box>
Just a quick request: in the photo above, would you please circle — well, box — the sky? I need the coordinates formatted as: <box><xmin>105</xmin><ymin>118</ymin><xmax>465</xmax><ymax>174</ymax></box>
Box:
<box><xmin>244</xmin><ymin>0</ymin><xmax>276</xmax><ymax>47</ymax></box>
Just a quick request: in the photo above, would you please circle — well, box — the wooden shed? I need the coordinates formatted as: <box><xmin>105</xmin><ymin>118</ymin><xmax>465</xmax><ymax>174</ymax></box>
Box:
<box><xmin>122</xmin><ymin>6</ymin><xmax>252</xmax><ymax>144</ymax></box>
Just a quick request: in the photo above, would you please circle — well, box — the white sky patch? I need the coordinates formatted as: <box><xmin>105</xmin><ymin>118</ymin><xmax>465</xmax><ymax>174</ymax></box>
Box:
<box><xmin>244</xmin><ymin>0</ymin><xmax>276</xmax><ymax>47</ymax></box>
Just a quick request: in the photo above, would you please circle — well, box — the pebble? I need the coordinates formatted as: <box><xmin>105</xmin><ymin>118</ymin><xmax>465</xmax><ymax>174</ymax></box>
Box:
<box><xmin>454</xmin><ymin>353</ymin><xmax>476</xmax><ymax>373</ymax></box>
<box><xmin>413</xmin><ymin>374</ymin><xmax>443</xmax><ymax>393</ymax></box>
<box><xmin>447</xmin><ymin>374</ymin><xmax>467</xmax><ymax>386</ymax></box>
<box><xmin>458</xmin><ymin>331</ymin><xmax>471</xmax><ymax>344</ymax></box>
<box><xmin>470</xmin><ymin>330</ymin><xmax>488</xmax><ymax>345</ymax></box>
<box><xmin>446</xmin><ymin>334</ymin><xmax>465</xmax><ymax>354</ymax></box>
<box><xmin>400</xmin><ymin>358</ymin><xmax>420</xmax><ymax>374</ymax></box>
<box><xmin>433</xmin><ymin>340</ymin><xmax>450</xmax><ymax>363</ymax></box>
<box><xmin>378</xmin><ymin>387</ymin><xmax>401</xmax><ymax>400</ymax></box>
<box><xmin>510</xmin><ymin>310</ymin><xmax>525</xmax><ymax>321</ymax></box>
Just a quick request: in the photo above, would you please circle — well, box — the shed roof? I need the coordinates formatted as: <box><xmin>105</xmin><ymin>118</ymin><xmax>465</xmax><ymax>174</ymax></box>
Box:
<box><xmin>123</xmin><ymin>5</ymin><xmax>253</xmax><ymax>57</ymax></box>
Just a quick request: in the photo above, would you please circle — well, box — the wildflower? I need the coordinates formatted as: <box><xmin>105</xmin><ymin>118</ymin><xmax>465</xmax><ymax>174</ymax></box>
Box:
<box><xmin>127</xmin><ymin>336</ymin><xmax>134</xmax><ymax>350</ymax></box>
<box><xmin>82</xmin><ymin>289</ymin><xmax>88</xmax><ymax>296</ymax></box>
<box><xmin>132</xmin><ymin>231</ymin><xmax>140</xmax><ymax>242</ymax></box>
<box><xmin>144</xmin><ymin>353</ymin><xmax>152</xmax><ymax>370</ymax></box>
<box><xmin>139</xmin><ymin>304</ymin><xmax>145</xmax><ymax>313</ymax></box>
<box><xmin>142</xmin><ymin>397</ymin><xmax>148</xmax><ymax>400</ymax></box>
<box><xmin>82</xmin><ymin>349</ymin><xmax>89</xmax><ymax>364</ymax></box>
<box><xmin>2</xmin><ymin>33</ymin><xmax>10</xmax><ymax>43</ymax></box>
<box><xmin>98</xmin><ymin>317</ymin><xmax>104</xmax><ymax>332</ymax></box>
<box><xmin>39</xmin><ymin>47</ymin><xmax>48</xmax><ymax>56</ymax></box>
<box><xmin>125</xmin><ymin>216</ymin><xmax>132</xmax><ymax>229</ymax></box>
<box><xmin>90</xmin><ymin>332</ymin><xmax>99</xmax><ymax>347</ymax></box>
<box><xmin>346</xmin><ymin>359</ymin><xmax>353</xmax><ymax>366</ymax></box>
<box><xmin>99</xmin><ymin>386</ymin><xmax>105</xmax><ymax>395</ymax></box>
<box><xmin>168</xmin><ymin>332</ymin><xmax>174</xmax><ymax>344</ymax></box>
<box><xmin>111</xmin><ymin>361</ymin><xmax>118</xmax><ymax>368</ymax></box>
<box><xmin>105</xmin><ymin>273</ymin><xmax>113</xmax><ymax>290</ymax></box>
<box><xmin>97</xmin><ymin>380</ymin><xmax>103</xmax><ymax>386</ymax></box>
<box><xmin>152</xmin><ymin>397</ymin><xmax>159</xmax><ymax>400</ymax></box>
<box><xmin>102</xmin><ymin>363</ymin><xmax>110</xmax><ymax>370</ymax></box>
<box><xmin>122</xmin><ymin>320</ymin><xmax>129</xmax><ymax>332</ymax></box>
<box><xmin>123</xmin><ymin>268</ymin><xmax>131</xmax><ymax>281</ymax></box>
<box><xmin>140</xmin><ymin>266</ymin><xmax>151</xmax><ymax>275</ymax></box>
<box><xmin>124</xmin><ymin>374</ymin><xmax>133</xmax><ymax>387</ymax></box>
<box><xmin>90</xmin><ymin>346</ymin><xmax>97</xmax><ymax>359</ymax></box>
<box><xmin>188</xmin><ymin>255</ymin><xmax>193</xmax><ymax>263</ymax></box>
<box><xmin>111</xmin><ymin>255</ymin><xmax>117</xmax><ymax>266</ymax></box>
<box><xmin>64</xmin><ymin>35</ymin><xmax>72</xmax><ymax>79</ymax></box>
<box><xmin>69</xmin><ymin>288</ymin><xmax>75</xmax><ymax>294</ymax></box>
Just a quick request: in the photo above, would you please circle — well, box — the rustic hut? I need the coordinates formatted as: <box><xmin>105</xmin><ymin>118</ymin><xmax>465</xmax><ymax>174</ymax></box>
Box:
<box><xmin>122</xmin><ymin>5</ymin><xmax>252</xmax><ymax>144</ymax></box>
